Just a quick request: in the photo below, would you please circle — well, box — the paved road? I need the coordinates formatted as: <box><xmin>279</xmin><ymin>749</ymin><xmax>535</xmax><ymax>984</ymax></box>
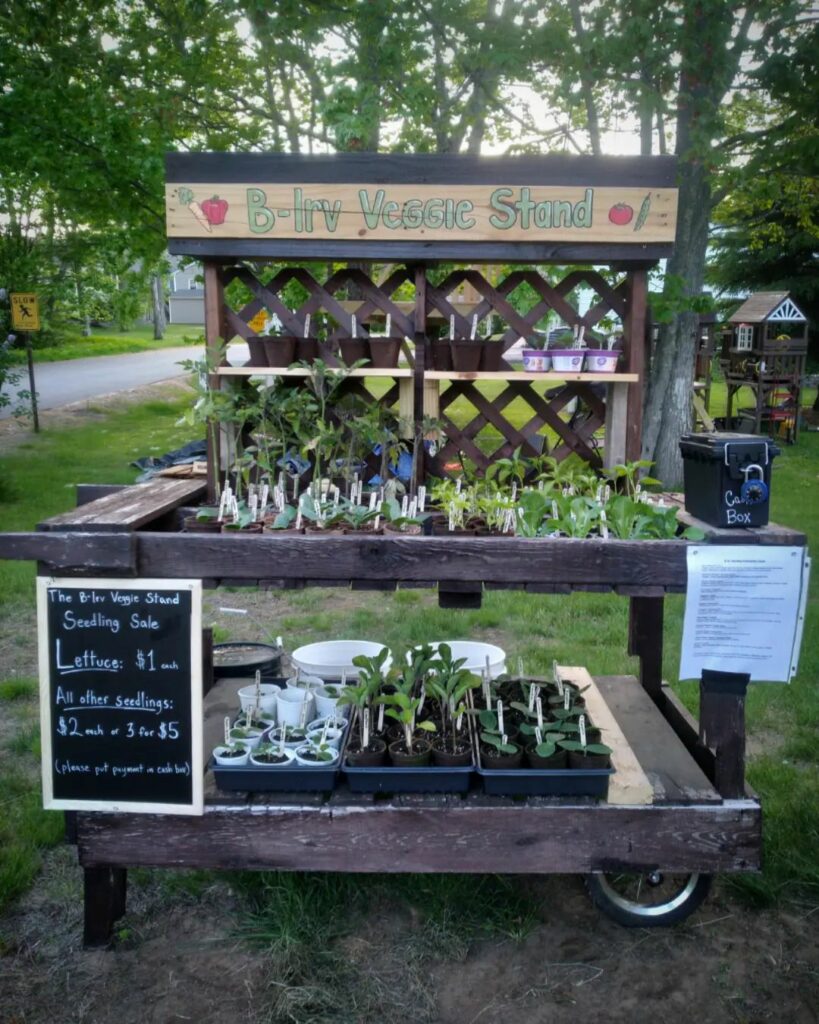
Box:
<box><xmin>1</xmin><ymin>346</ymin><xmax>206</xmax><ymax>418</ymax></box>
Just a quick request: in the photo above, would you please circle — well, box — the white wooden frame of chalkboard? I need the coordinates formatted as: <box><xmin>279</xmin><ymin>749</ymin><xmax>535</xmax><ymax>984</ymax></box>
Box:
<box><xmin>37</xmin><ymin>577</ymin><xmax>204</xmax><ymax>816</ymax></box>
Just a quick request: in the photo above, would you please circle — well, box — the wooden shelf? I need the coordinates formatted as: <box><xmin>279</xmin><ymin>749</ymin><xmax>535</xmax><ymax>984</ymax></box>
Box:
<box><xmin>216</xmin><ymin>366</ymin><xmax>413</xmax><ymax>378</ymax></box>
<box><xmin>425</xmin><ymin>371</ymin><xmax>639</xmax><ymax>382</ymax></box>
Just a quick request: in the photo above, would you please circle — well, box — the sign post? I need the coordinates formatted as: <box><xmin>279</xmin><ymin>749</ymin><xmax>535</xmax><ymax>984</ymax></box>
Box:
<box><xmin>10</xmin><ymin>292</ymin><xmax>40</xmax><ymax>432</ymax></box>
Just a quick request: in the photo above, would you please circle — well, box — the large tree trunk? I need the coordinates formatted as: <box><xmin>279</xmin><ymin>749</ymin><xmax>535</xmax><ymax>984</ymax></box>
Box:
<box><xmin>151</xmin><ymin>274</ymin><xmax>166</xmax><ymax>340</ymax></box>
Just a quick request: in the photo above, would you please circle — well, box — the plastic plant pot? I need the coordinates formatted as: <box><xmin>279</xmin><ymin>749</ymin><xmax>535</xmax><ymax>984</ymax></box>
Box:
<box><xmin>276</xmin><ymin>688</ymin><xmax>315</xmax><ymax>727</ymax></box>
<box><xmin>314</xmin><ymin>684</ymin><xmax>344</xmax><ymax>719</ymax></box>
<box><xmin>521</xmin><ymin>348</ymin><xmax>551</xmax><ymax>372</ymax></box>
<box><xmin>294</xmin><ymin>744</ymin><xmax>340</xmax><ymax>768</ymax></box>
<box><xmin>481</xmin><ymin>745</ymin><xmax>524</xmax><ymax>770</ymax></box>
<box><xmin>449</xmin><ymin>340</ymin><xmax>483</xmax><ymax>372</ymax></box>
<box><xmin>306</xmin><ymin>727</ymin><xmax>344</xmax><ymax>749</ymax></box>
<box><xmin>227</xmin><ymin>726</ymin><xmax>263</xmax><ymax>749</ymax></box>
<box><xmin>285</xmin><ymin>673</ymin><xmax>324</xmax><ymax>694</ymax></box>
<box><xmin>213</xmin><ymin>743</ymin><xmax>250</xmax><ymax>766</ymax></box>
<box><xmin>261</xmin><ymin>335</ymin><xmax>297</xmax><ymax>367</ymax></box>
<box><xmin>295</xmin><ymin>337</ymin><xmax>319</xmax><ymax>363</ymax></box>
<box><xmin>237</xmin><ymin>682</ymin><xmax>281</xmax><ymax>715</ymax></box>
<box><xmin>182</xmin><ymin>515</ymin><xmax>223</xmax><ymax>533</ymax></box>
<box><xmin>307</xmin><ymin>715</ymin><xmax>349</xmax><ymax>733</ymax></box>
<box><xmin>525</xmin><ymin>744</ymin><xmax>568</xmax><ymax>769</ymax></box>
<box><xmin>550</xmin><ymin>350</ymin><xmax>586</xmax><ymax>372</ymax></box>
<box><xmin>388</xmin><ymin>739</ymin><xmax>433</xmax><ymax>767</ymax></box>
<box><xmin>584</xmin><ymin>350</ymin><xmax>620</xmax><ymax>373</ymax></box>
<box><xmin>367</xmin><ymin>336</ymin><xmax>403</xmax><ymax>368</ymax></box>
<box><xmin>345</xmin><ymin>739</ymin><xmax>388</xmax><ymax>767</ymax></box>
<box><xmin>249</xmin><ymin>746</ymin><xmax>296</xmax><ymax>768</ymax></box>
<box><xmin>430</xmin><ymin>338</ymin><xmax>453</xmax><ymax>370</ymax></box>
<box><xmin>247</xmin><ymin>337</ymin><xmax>268</xmax><ymax>367</ymax></box>
<box><xmin>339</xmin><ymin>337</ymin><xmax>370</xmax><ymax>366</ymax></box>
<box><xmin>480</xmin><ymin>341</ymin><xmax>504</xmax><ymax>371</ymax></box>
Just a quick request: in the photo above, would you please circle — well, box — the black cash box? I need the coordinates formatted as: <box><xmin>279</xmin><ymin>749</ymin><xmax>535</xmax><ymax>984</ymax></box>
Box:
<box><xmin>679</xmin><ymin>432</ymin><xmax>780</xmax><ymax>528</ymax></box>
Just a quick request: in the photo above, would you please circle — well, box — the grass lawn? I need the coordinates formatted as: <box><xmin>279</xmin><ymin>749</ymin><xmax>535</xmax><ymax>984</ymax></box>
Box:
<box><xmin>7</xmin><ymin>324</ymin><xmax>203</xmax><ymax>365</ymax></box>
<box><xmin>0</xmin><ymin>385</ymin><xmax>817</xmax><ymax>927</ymax></box>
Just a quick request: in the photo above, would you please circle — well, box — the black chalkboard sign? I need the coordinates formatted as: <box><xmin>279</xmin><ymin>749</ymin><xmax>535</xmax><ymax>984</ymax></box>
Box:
<box><xmin>37</xmin><ymin>578</ymin><xmax>203</xmax><ymax>815</ymax></box>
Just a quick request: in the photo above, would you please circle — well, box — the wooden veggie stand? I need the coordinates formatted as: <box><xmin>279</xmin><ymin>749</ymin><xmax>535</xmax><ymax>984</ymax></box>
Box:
<box><xmin>1</xmin><ymin>153</ymin><xmax>796</xmax><ymax>943</ymax></box>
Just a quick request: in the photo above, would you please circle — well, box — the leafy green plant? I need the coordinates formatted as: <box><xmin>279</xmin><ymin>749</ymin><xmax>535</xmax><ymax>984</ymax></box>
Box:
<box><xmin>425</xmin><ymin>643</ymin><xmax>480</xmax><ymax>753</ymax></box>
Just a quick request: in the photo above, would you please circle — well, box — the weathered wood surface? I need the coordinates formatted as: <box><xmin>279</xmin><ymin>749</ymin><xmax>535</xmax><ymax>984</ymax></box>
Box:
<box><xmin>558</xmin><ymin>667</ymin><xmax>654</xmax><ymax>806</ymax></box>
<box><xmin>76</xmin><ymin>800</ymin><xmax>761</xmax><ymax>873</ymax></box>
<box><xmin>663</xmin><ymin>493</ymin><xmax>807</xmax><ymax>546</ymax></box>
<box><xmin>38</xmin><ymin>479</ymin><xmax>207</xmax><ymax>533</ymax></box>
<box><xmin>0</xmin><ymin>532</ymin><xmax>135</xmax><ymax>571</ymax></box>
<box><xmin>595</xmin><ymin>676</ymin><xmax>720</xmax><ymax>805</ymax></box>
<box><xmin>84</xmin><ymin>866</ymin><xmax>127</xmax><ymax>947</ymax></box>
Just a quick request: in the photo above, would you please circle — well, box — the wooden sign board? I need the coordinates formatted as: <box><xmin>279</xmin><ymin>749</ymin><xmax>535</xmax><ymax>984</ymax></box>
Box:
<box><xmin>167</xmin><ymin>182</ymin><xmax>676</xmax><ymax>244</ymax></box>
<box><xmin>37</xmin><ymin>578</ymin><xmax>203</xmax><ymax>815</ymax></box>
<box><xmin>165</xmin><ymin>153</ymin><xmax>679</xmax><ymax>260</ymax></box>
<box><xmin>10</xmin><ymin>292</ymin><xmax>40</xmax><ymax>331</ymax></box>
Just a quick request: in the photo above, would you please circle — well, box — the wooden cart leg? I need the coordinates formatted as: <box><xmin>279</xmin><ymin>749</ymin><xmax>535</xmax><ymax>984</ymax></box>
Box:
<box><xmin>628</xmin><ymin>596</ymin><xmax>664</xmax><ymax>701</ymax></box>
<box><xmin>83</xmin><ymin>866</ymin><xmax>128</xmax><ymax>947</ymax></box>
<box><xmin>699</xmin><ymin>669</ymin><xmax>750</xmax><ymax>799</ymax></box>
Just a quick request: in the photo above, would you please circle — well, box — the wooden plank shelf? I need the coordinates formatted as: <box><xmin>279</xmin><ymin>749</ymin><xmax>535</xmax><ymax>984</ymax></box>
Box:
<box><xmin>425</xmin><ymin>371</ymin><xmax>638</xmax><ymax>382</ymax></box>
<box><xmin>216</xmin><ymin>366</ymin><xmax>413</xmax><ymax>378</ymax></box>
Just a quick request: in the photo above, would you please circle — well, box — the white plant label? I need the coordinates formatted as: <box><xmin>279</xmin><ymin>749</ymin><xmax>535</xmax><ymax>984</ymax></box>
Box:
<box><xmin>528</xmin><ymin>683</ymin><xmax>536</xmax><ymax>712</ymax></box>
<box><xmin>579</xmin><ymin>714</ymin><xmax>587</xmax><ymax>748</ymax></box>
<box><xmin>536</xmin><ymin>697</ymin><xmax>543</xmax><ymax>730</ymax></box>
<box><xmin>224</xmin><ymin>716</ymin><xmax>230</xmax><ymax>746</ymax></box>
<box><xmin>564</xmin><ymin>688</ymin><xmax>571</xmax><ymax>711</ymax></box>
<box><xmin>377</xmin><ymin>703</ymin><xmax>385</xmax><ymax>732</ymax></box>
<box><xmin>497</xmin><ymin>700</ymin><xmax>505</xmax><ymax>737</ymax></box>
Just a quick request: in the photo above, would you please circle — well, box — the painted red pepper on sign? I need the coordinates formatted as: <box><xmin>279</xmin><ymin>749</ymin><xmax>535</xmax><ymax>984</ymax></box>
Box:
<box><xmin>200</xmin><ymin>195</ymin><xmax>229</xmax><ymax>226</ymax></box>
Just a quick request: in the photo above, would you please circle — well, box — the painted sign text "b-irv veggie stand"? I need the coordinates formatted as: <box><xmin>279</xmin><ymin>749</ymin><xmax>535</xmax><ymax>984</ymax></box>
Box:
<box><xmin>166</xmin><ymin>183</ymin><xmax>677</xmax><ymax>244</ymax></box>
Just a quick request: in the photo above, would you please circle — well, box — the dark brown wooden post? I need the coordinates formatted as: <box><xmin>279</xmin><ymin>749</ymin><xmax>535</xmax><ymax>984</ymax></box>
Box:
<box><xmin>83</xmin><ymin>865</ymin><xmax>128</xmax><ymax>947</ymax></box>
<box><xmin>699</xmin><ymin>669</ymin><xmax>750</xmax><ymax>799</ymax></box>
<box><xmin>628</xmin><ymin>596</ymin><xmax>664</xmax><ymax>701</ymax></box>
<box><xmin>203</xmin><ymin>262</ymin><xmax>227</xmax><ymax>503</ymax></box>
<box><xmin>412</xmin><ymin>263</ymin><xmax>427</xmax><ymax>488</ymax></box>
<box><xmin>622</xmin><ymin>268</ymin><xmax>648</xmax><ymax>462</ymax></box>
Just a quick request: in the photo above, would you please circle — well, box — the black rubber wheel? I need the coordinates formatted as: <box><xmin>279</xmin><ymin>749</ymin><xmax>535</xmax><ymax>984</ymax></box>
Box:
<box><xmin>585</xmin><ymin>872</ymin><xmax>713</xmax><ymax>927</ymax></box>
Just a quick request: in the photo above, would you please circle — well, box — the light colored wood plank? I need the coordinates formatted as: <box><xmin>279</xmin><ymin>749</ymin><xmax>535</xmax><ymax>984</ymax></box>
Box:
<box><xmin>216</xmin><ymin>366</ymin><xmax>413</xmax><ymax>378</ymax></box>
<box><xmin>604</xmin><ymin>380</ymin><xmax>628</xmax><ymax>468</ymax></box>
<box><xmin>425</xmin><ymin>371</ymin><xmax>639</xmax><ymax>382</ymax></box>
<box><xmin>557</xmin><ymin>665</ymin><xmax>654</xmax><ymax>806</ymax></box>
<box><xmin>166</xmin><ymin>183</ymin><xmax>677</xmax><ymax>244</ymax></box>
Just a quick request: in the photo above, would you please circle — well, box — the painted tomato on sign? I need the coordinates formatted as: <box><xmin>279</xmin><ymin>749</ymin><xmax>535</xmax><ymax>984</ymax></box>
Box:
<box><xmin>200</xmin><ymin>196</ymin><xmax>229</xmax><ymax>225</ymax></box>
<box><xmin>608</xmin><ymin>203</ymin><xmax>634</xmax><ymax>226</ymax></box>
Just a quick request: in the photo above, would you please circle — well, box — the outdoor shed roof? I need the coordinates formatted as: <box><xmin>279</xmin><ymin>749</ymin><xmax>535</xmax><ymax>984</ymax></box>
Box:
<box><xmin>729</xmin><ymin>291</ymin><xmax>805</xmax><ymax>323</ymax></box>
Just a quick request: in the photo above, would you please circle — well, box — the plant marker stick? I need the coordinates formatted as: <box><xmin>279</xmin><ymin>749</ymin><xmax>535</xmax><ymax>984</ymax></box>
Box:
<box><xmin>418</xmin><ymin>685</ymin><xmax>426</xmax><ymax>715</ymax></box>
<box><xmin>320</xmin><ymin>720</ymin><xmax>329</xmax><ymax>746</ymax></box>
<box><xmin>564</xmin><ymin>688</ymin><xmax>571</xmax><ymax>711</ymax></box>
<box><xmin>351</xmin><ymin>315</ymin><xmax>357</xmax><ymax>338</ymax></box>
<box><xmin>528</xmin><ymin>683</ymin><xmax>536</xmax><ymax>712</ymax></box>
<box><xmin>386</xmin><ymin>313</ymin><xmax>392</xmax><ymax>336</ymax></box>
<box><xmin>374</xmin><ymin>513</ymin><xmax>381</xmax><ymax>531</ymax></box>
<box><xmin>260</xmin><ymin>482</ymin><xmax>269</xmax><ymax>510</ymax></box>
<box><xmin>279</xmin><ymin>724</ymin><xmax>286</xmax><ymax>755</ymax></box>
<box><xmin>470</xmin><ymin>314</ymin><xmax>478</xmax><ymax>340</ymax></box>
<box><xmin>295</xmin><ymin>506</ymin><xmax>303</xmax><ymax>530</ymax></box>
<box><xmin>536</xmin><ymin>696</ymin><xmax>543</xmax><ymax>731</ymax></box>
<box><xmin>483</xmin><ymin>679</ymin><xmax>491</xmax><ymax>709</ymax></box>
<box><xmin>224</xmin><ymin>716</ymin><xmax>231</xmax><ymax>746</ymax></box>
<box><xmin>497</xmin><ymin>700</ymin><xmax>505</xmax><ymax>738</ymax></box>
<box><xmin>362</xmin><ymin>708</ymin><xmax>370</xmax><ymax>749</ymax></box>
<box><xmin>369</xmin><ymin>491</ymin><xmax>377</xmax><ymax>511</ymax></box>
<box><xmin>299</xmin><ymin>694</ymin><xmax>308</xmax><ymax>728</ymax></box>
<box><xmin>579</xmin><ymin>714</ymin><xmax>587</xmax><ymax>749</ymax></box>
<box><xmin>254</xmin><ymin>670</ymin><xmax>261</xmax><ymax>712</ymax></box>
<box><xmin>535</xmin><ymin>726</ymin><xmax>543</xmax><ymax>746</ymax></box>
<box><xmin>418</xmin><ymin>485</ymin><xmax>426</xmax><ymax>512</ymax></box>
<box><xmin>245</xmin><ymin>707</ymin><xmax>252</xmax><ymax>730</ymax></box>
<box><xmin>449</xmin><ymin>314</ymin><xmax>455</xmax><ymax>341</ymax></box>
<box><xmin>304</xmin><ymin>314</ymin><xmax>311</xmax><ymax>338</ymax></box>
<box><xmin>401</xmin><ymin>494</ymin><xmax>408</xmax><ymax>517</ymax></box>
<box><xmin>377</xmin><ymin>702</ymin><xmax>384</xmax><ymax>733</ymax></box>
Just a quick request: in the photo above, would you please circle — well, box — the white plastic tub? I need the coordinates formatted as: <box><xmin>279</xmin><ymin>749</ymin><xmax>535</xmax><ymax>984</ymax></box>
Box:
<box><xmin>521</xmin><ymin>348</ymin><xmax>551</xmax><ymax>372</ymax></box>
<box><xmin>409</xmin><ymin>641</ymin><xmax>507</xmax><ymax>678</ymax></box>
<box><xmin>550</xmin><ymin>349</ymin><xmax>586</xmax><ymax>372</ymax></box>
<box><xmin>291</xmin><ymin>641</ymin><xmax>391</xmax><ymax>680</ymax></box>
<box><xmin>584</xmin><ymin>350</ymin><xmax>620</xmax><ymax>373</ymax></box>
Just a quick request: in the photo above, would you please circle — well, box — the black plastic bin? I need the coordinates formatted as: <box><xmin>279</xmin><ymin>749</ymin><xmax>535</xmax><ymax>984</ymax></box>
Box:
<box><xmin>679</xmin><ymin>432</ymin><xmax>780</xmax><ymax>528</ymax></box>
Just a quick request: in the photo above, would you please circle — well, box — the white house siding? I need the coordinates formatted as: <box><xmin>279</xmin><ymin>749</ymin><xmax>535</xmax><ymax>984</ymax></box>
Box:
<box><xmin>168</xmin><ymin>297</ymin><xmax>205</xmax><ymax>325</ymax></box>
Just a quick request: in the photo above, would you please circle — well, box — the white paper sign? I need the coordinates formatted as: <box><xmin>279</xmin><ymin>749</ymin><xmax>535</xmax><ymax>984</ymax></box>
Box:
<box><xmin>680</xmin><ymin>546</ymin><xmax>810</xmax><ymax>683</ymax></box>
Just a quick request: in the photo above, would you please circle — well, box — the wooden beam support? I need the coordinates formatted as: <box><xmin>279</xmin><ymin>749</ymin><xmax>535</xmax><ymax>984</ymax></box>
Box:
<box><xmin>628</xmin><ymin>596</ymin><xmax>664</xmax><ymax>700</ymax></box>
<box><xmin>622</xmin><ymin>269</ymin><xmax>648</xmax><ymax>461</ymax></box>
<box><xmin>699</xmin><ymin>670</ymin><xmax>750</xmax><ymax>800</ymax></box>
<box><xmin>83</xmin><ymin>866</ymin><xmax>128</xmax><ymax>948</ymax></box>
<box><xmin>0</xmin><ymin>532</ymin><xmax>136</xmax><ymax>572</ymax></box>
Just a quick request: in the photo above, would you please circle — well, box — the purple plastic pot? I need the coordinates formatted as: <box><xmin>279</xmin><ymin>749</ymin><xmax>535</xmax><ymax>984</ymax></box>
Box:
<box><xmin>584</xmin><ymin>350</ymin><xmax>620</xmax><ymax>373</ymax></box>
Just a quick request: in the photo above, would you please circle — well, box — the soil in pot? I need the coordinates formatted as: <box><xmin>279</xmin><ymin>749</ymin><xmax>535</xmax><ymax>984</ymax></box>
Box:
<box><xmin>251</xmin><ymin>750</ymin><xmax>293</xmax><ymax>766</ymax></box>
<box><xmin>430</xmin><ymin>337</ymin><xmax>453</xmax><ymax>370</ymax></box>
<box><xmin>295</xmin><ymin>337</ymin><xmax>319</xmax><ymax>363</ymax></box>
<box><xmin>431</xmin><ymin>738</ymin><xmax>472</xmax><ymax>767</ymax></box>
<box><xmin>262</xmin><ymin>335</ymin><xmax>297</xmax><ymax>367</ymax></box>
<box><xmin>368</xmin><ymin>336</ymin><xmax>402</xmax><ymax>368</ymax></box>
<box><xmin>481</xmin><ymin>745</ymin><xmax>524</xmax><ymax>769</ymax></box>
<box><xmin>450</xmin><ymin>340</ymin><xmax>483</xmax><ymax>372</ymax></box>
<box><xmin>339</xmin><ymin>337</ymin><xmax>370</xmax><ymax>366</ymax></box>
<box><xmin>388</xmin><ymin>739</ymin><xmax>433</xmax><ymax>767</ymax></box>
<box><xmin>526</xmin><ymin>745</ymin><xmax>568</xmax><ymax>769</ymax></box>
<box><xmin>346</xmin><ymin>739</ymin><xmax>388</xmax><ymax>767</ymax></box>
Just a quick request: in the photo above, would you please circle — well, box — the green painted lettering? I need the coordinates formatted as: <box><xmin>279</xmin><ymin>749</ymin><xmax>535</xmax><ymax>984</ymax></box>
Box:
<box><xmin>247</xmin><ymin>188</ymin><xmax>275</xmax><ymax>234</ymax></box>
<box><xmin>382</xmin><ymin>200</ymin><xmax>402</xmax><ymax>230</ymax></box>
<box><xmin>321</xmin><ymin>199</ymin><xmax>342</xmax><ymax>232</ymax></box>
<box><xmin>553</xmin><ymin>200</ymin><xmax>573</xmax><ymax>228</ymax></box>
<box><xmin>455</xmin><ymin>200</ymin><xmax>475</xmax><ymax>230</ymax></box>
<box><xmin>403</xmin><ymin>199</ymin><xmax>423</xmax><ymax>229</ymax></box>
<box><xmin>534</xmin><ymin>201</ymin><xmax>552</xmax><ymax>228</ymax></box>
<box><xmin>573</xmin><ymin>188</ymin><xmax>593</xmax><ymax>228</ymax></box>
<box><xmin>359</xmin><ymin>188</ymin><xmax>385</xmax><ymax>229</ymax></box>
<box><xmin>424</xmin><ymin>198</ymin><xmax>444</xmax><ymax>229</ymax></box>
<box><xmin>489</xmin><ymin>188</ymin><xmax>516</xmax><ymax>229</ymax></box>
<box><xmin>294</xmin><ymin>188</ymin><xmax>303</xmax><ymax>232</ymax></box>
<box><xmin>516</xmin><ymin>187</ymin><xmax>534</xmax><ymax>229</ymax></box>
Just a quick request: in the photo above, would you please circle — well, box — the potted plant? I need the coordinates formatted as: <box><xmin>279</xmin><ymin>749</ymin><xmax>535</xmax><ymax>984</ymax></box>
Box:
<box><xmin>213</xmin><ymin>741</ymin><xmax>250</xmax><ymax>766</ymax></box>
<box><xmin>429</xmin><ymin>327</ymin><xmax>453</xmax><ymax>371</ymax></box>
<box><xmin>183</xmin><ymin>506</ymin><xmax>224</xmax><ymax>533</ymax></box>
<box><xmin>294</xmin><ymin>737</ymin><xmax>340</xmax><ymax>767</ymax></box>
<box><xmin>338</xmin><ymin>649</ymin><xmax>391</xmax><ymax>766</ymax></box>
<box><xmin>521</xmin><ymin>334</ymin><xmax>552</xmax><ymax>373</ymax></box>
<box><xmin>250</xmin><ymin>741</ymin><xmax>296</xmax><ymax>767</ymax></box>
<box><xmin>550</xmin><ymin>325</ymin><xmax>586</xmax><ymax>372</ymax></box>
<box><xmin>425</xmin><ymin>643</ymin><xmax>479</xmax><ymax>767</ymax></box>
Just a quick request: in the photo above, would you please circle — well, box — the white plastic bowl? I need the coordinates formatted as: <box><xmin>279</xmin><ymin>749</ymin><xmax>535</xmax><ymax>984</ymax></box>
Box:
<box><xmin>291</xmin><ymin>641</ymin><xmax>392</xmax><ymax>681</ymax></box>
<box><xmin>409</xmin><ymin>641</ymin><xmax>507</xmax><ymax>679</ymax></box>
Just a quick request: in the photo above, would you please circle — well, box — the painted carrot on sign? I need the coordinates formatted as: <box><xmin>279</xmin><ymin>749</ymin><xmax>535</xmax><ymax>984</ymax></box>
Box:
<box><xmin>178</xmin><ymin>187</ymin><xmax>212</xmax><ymax>233</ymax></box>
<box><xmin>633</xmin><ymin>193</ymin><xmax>651</xmax><ymax>232</ymax></box>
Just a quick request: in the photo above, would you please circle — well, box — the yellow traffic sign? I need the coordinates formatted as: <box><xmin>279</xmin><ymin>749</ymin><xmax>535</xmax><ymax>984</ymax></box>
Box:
<box><xmin>247</xmin><ymin>309</ymin><xmax>267</xmax><ymax>334</ymax></box>
<box><xmin>11</xmin><ymin>293</ymin><xmax>41</xmax><ymax>331</ymax></box>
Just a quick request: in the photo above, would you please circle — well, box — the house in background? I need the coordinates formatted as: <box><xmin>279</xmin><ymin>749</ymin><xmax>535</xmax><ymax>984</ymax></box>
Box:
<box><xmin>167</xmin><ymin>257</ymin><xmax>205</xmax><ymax>325</ymax></box>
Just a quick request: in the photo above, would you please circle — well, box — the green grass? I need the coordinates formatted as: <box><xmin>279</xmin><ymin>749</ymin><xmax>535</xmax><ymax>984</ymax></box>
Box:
<box><xmin>7</xmin><ymin>324</ymin><xmax>203</xmax><ymax>364</ymax></box>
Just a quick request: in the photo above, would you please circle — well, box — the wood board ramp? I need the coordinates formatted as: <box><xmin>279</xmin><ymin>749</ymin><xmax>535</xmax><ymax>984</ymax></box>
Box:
<box><xmin>38</xmin><ymin>478</ymin><xmax>206</xmax><ymax>532</ymax></box>
<box><xmin>593</xmin><ymin>674</ymin><xmax>721</xmax><ymax>805</ymax></box>
<box><xmin>558</xmin><ymin>666</ymin><xmax>654</xmax><ymax>806</ymax></box>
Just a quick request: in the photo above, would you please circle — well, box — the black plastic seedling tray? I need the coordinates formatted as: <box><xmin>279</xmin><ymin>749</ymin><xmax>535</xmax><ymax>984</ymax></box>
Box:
<box><xmin>476</xmin><ymin>762</ymin><xmax>614</xmax><ymax>798</ymax></box>
<box><xmin>210</xmin><ymin>756</ymin><xmax>340</xmax><ymax>793</ymax></box>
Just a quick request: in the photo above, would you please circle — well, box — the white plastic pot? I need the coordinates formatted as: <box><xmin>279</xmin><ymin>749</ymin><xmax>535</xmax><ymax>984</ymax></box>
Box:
<box><xmin>294</xmin><ymin>744</ymin><xmax>340</xmax><ymax>768</ymax></box>
<box><xmin>276</xmin><ymin>688</ymin><xmax>315</xmax><ymax>727</ymax></box>
<box><xmin>306</xmin><ymin>727</ymin><xmax>344</xmax><ymax>749</ymax></box>
<box><xmin>237</xmin><ymin>681</ymin><xmax>281</xmax><ymax>714</ymax></box>
<box><xmin>550</xmin><ymin>349</ymin><xmax>586</xmax><ymax>372</ymax></box>
<box><xmin>314</xmin><ymin>684</ymin><xmax>345</xmax><ymax>719</ymax></box>
<box><xmin>521</xmin><ymin>348</ymin><xmax>551</xmax><ymax>372</ymax></box>
<box><xmin>285</xmin><ymin>673</ymin><xmax>324</xmax><ymax>693</ymax></box>
<box><xmin>291</xmin><ymin>641</ymin><xmax>392</xmax><ymax>680</ymax></box>
<box><xmin>213</xmin><ymin>743</ymin><xmax>250</xmax><ymax>766</ymax></box>
<box><xmin>249</xmin><ymin>746</ymin><xmax>296</xmax><ymax>768</ymax></box>
<box><xmin>584</xmin><ymin>350</ymin><xmax>620</xmax><ymax>373</ymax></box>
<box><xmin>411</xmin><ymin>641</ymin><xmax>507</xmax><ymax>678</ymax></box>
<box><xmin>308</xmin><ymin>715</ymin><xmax>349</xmax><ymax>733</ymax></box>
<box><xmin>228</xmin><ymin>726</ymin><xmax>263</xmax><ymax>749</ymax></box>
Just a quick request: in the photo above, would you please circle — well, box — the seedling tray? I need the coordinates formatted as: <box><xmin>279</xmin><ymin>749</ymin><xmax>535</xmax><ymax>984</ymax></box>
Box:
<box><xmin>210</xmin><ymin>757</ymin><xmax>339</xmax><ymax>793</ymax></box>
<box><xmin>476</xmin><ymin>760</ymin><xmax>613</xmax><ymax>798</ymax></box>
